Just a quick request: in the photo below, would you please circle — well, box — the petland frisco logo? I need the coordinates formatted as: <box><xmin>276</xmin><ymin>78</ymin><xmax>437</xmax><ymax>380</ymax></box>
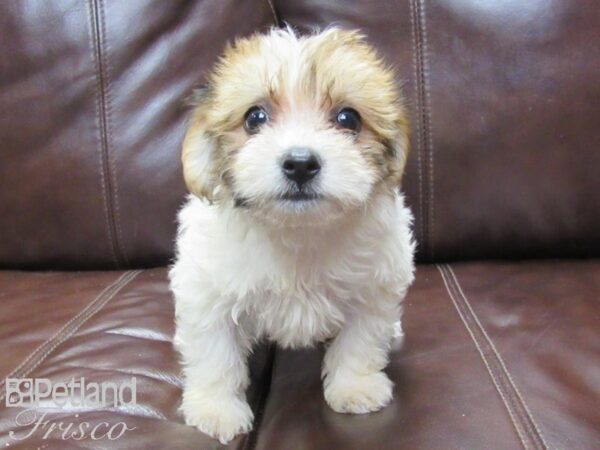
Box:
<box><xmin>6</xmin><ymin>377</ymin><xmax>136</xmax><ymax>408</ymax></box>
<box><xmin>5</xmin><ymin>377</ymin><xmax>136</xmax><ymax>441</ymax></box>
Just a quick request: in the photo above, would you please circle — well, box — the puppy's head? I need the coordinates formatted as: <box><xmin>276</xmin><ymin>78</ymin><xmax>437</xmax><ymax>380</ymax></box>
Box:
<box><xmin>182</xmin><ymin>28</ymin><xmax>409</xmax><ymax>226</ymax></box>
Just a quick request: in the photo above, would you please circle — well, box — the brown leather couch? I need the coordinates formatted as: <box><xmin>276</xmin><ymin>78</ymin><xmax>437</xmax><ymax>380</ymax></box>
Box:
<box><xmin>1</xmin><ymin>1</ymin><xmax>598</xmax><ymax>449</ymax></box>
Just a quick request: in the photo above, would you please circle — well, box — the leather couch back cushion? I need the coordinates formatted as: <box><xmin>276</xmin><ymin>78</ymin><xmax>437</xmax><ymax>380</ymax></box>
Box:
<box><xmin>0</xmin><ymin>0</ymin><xmax>598</xmax><ymax>268</ymax></box>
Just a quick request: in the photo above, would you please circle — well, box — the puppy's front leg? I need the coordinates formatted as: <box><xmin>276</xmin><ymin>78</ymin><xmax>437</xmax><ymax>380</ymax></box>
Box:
<box><xmin>322</xmin><ymin>307</ymin><xmax>398</xmax><ymax>414</ymax></box>
<box><xmin>175</xmin><ymin>312</ymin><xmax>253</xmax><ymax>444</ymax></box>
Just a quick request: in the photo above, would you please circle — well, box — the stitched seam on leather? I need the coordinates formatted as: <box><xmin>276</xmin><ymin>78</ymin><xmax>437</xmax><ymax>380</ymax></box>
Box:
<box><xmin>437</xmin><ymin>265</ymin><xmax>529</xmax><ymax>449</ymax></box>
<box><xmin>265</xmin><ymin>0</ymin><xmax>281</xmax><ymax>27</ymax></box>
<box><xmin>0</xmin><ymin>271</ymin><xmax>138</xmax><ymax>395</ymax></box>
<box><xmin>443</xmin><ymin>264</ymin><xmax>545</xmax><ymax>449</ymax></box>
<box><xmin>88</xmin><ymin>0</ymin><xmax>127</xmax><ymax>268</ymax></box>
<box><xmin>0</xmin><ymin>271</ymin><xmax>140</xmax><ymax>402</ymax></box>
<box><xmin>446</xmin><ymin>266</ymin><xmax>549</xmax><ymax>449</ymax></box>
<box><xmin>98</xmin><ymin>0</ymin><xmax>128</xmax><ymax>267</ymax></box>
<box><xmin>420</xmin><ymin>0</ymin><xmax>435</xmax><ymax>261</ymax></box>
<box><xmin>409</xmin><ymin>0</ymin><xmax>426</xmax><ymax>254</ymax></box>
<box><xmin>87</xmin><ymin>0</ymin><xmax>118</xmax><ymax>268</ymax></box>
<box><xmin>445</xmin><ymin>265</ymin><xmax>547</xmax><ymax>449</ymax></box>
<box><xmin>410</xmin><ymin>0</ymin><xmax>437</xmax><ymax>260</ymax></box>
<box><xmin>438</xmin><ymin>265</ymin><xmax>548</xmax><ymax>450</ymax></box>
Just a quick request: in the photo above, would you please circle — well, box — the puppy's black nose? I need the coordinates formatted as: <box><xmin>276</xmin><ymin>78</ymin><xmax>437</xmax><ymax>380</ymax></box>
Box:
<box><xmin>282</xmin><ymin>148</ymin><xmax>321</xmax><ymax>186</ymax></box>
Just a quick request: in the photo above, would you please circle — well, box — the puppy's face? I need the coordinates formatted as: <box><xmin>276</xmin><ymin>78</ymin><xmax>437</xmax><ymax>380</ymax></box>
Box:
<box><xmin>183</xmin><ymin>28</ymin><xmax>409</xmax><ymax>226</ymax></box>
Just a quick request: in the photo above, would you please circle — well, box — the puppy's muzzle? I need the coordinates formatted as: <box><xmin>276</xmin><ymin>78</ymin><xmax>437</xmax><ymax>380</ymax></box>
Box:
<box><xmin>282</xmin><ymin>147</ymin><xmax>321</xmax><ymax>188</ymax></box>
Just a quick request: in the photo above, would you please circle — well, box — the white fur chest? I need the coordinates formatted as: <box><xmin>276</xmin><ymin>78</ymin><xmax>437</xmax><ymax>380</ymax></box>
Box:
<box><xmin>219</xmin><ymin>219</ymin><xmax>398</xmax><ymax>348</ymax></box>
<box><xmin>173</xmin><ymin>194</ymin><xmax>415</xmax><ymax>349</ymax></box>
<box><xmin>235</xmin><ymin>282</ymin><xmax>346</xmax><ymax>348</ymax></box>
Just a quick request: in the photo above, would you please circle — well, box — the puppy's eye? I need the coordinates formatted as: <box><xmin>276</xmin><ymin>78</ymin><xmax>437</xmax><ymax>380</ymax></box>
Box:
<box><xmin>244</xmin><ymin>106</ymin><xmax>269</xmax><ymax>134</ymax></box>
<box><xmin>335</xmin><ymin>108</ymin><xmax>361</xmax><ymax>132</ymax></box>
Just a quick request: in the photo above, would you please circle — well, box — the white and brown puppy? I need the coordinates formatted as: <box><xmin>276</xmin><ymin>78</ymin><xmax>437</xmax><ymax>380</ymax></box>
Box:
<box><xmin>170</xmin><ymin>27</ymin><xmax>415</xmax><ymax>443</ymax></box>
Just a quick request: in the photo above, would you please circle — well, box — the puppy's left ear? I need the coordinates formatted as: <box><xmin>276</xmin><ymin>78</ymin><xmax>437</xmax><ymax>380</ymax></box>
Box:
<box><xmin>181</xmin><ymin>95</ymin><xmax>218</xmax><ymax>202</ymax></box>
<box><xmin>386</xmin><ymin>114</ymin><xmax>411</xmax><ymax>187</ymax></box>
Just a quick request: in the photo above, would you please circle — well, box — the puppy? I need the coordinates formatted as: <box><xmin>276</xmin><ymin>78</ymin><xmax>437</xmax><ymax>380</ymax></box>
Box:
<box><xmin>169</xmin><ymin>27</ymin><xmax>415</xmax><ymax>443</ymax></box>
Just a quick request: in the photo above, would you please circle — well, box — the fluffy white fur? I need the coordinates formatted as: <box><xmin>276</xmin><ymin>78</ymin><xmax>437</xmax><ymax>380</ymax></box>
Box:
<box><xmin>169</xmin><ymin>28</ymin><xmax>415</xmax><ymax>444</ymax></box>
<box><xmin>170</xmin><ymin>190</ymin><xmax>414</xmax><ymax>442</ymax></box>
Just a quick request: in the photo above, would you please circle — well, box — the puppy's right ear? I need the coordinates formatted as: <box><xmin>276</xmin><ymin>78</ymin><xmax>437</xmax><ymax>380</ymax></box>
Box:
<box><xmin>181</xmin><ymin>93</ymin><xmax>218</xmax><ymax>202</ymax></box>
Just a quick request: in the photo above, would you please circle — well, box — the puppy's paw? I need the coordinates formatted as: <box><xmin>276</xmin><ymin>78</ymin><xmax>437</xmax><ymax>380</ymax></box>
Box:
<box><xmin>180</xmin><ymin>393</ymin><xmax>254</xmax><ymax>444</ymax></box>
<box><xmin>324</xmin><ymin>370</ymin><xmax>393</xmax><ymax>414</ymax></box>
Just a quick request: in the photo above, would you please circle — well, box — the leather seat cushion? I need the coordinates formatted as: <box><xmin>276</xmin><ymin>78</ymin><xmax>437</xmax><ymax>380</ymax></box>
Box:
<box><xmin>0</xmin><ymin>262</ymin><xmax>598</xmax><ymax>449</ymax></box>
